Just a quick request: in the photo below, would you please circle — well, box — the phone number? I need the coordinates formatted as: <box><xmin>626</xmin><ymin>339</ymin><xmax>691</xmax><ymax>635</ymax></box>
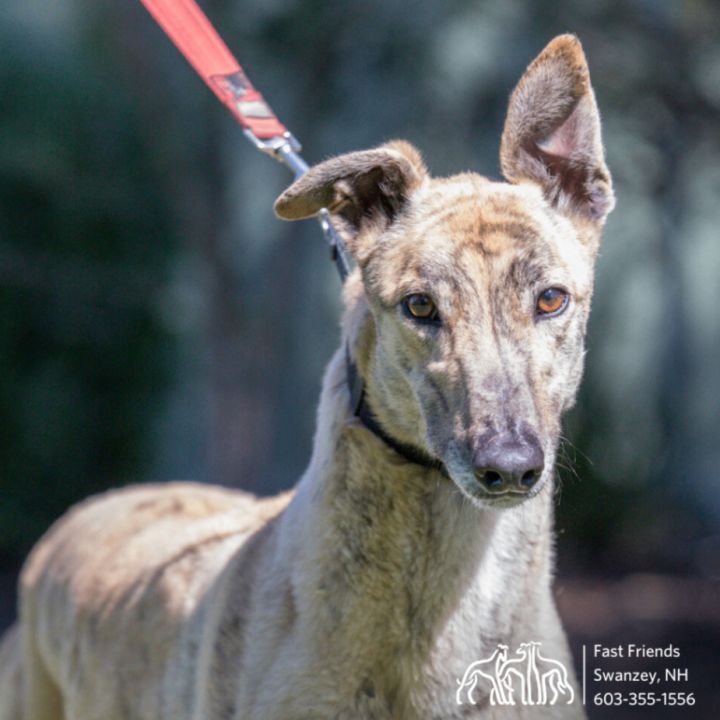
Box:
<box><xmin>594</xmin><ymin>692</ymin><xmax>695</xmax><ymax>707</ymax></box>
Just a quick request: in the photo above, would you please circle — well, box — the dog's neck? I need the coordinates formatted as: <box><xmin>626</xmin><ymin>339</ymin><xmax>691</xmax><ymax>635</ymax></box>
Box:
<box><xmin>286</xmin><ymin>343</ymin><xmax>557</xmax><ymax>710</ymax></box>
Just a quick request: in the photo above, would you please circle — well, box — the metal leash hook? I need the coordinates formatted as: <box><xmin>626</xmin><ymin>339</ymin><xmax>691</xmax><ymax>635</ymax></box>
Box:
<box><xmin>244</xmin><ymin>129</ymin><xmax>352</xmax><ymax>282</ymax></box>
<box><xmin>243</xmin><ymin>129</ymin><xmax>307</xmax><ymax>178</ymax></box>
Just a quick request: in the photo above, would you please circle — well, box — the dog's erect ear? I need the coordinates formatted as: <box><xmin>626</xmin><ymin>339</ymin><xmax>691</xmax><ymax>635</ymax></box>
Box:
<box><xmin>500</xmin><ymin>35</ymin><xmax>614</xmax><ymax>224</ymax></box>
<box><xmin>274</xmin><ymin>141</ymin><xmax>426</xmax><ymax>262</ymax></box>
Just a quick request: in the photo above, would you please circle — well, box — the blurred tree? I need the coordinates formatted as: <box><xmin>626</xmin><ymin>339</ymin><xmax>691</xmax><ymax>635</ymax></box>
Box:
<box><xmin>0</xmin><ymin>6</ymin><xmax>175</xmax><ymax>562</ymax></box>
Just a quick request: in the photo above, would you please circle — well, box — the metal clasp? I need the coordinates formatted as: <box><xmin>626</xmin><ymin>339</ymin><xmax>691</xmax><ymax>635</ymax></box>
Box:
<box><xmin>244</xmin><ymin>129</ymin><xmax>352</xmax><ymax>281</ymax></box>
<box><xmin>243</xmin><ymin>130</ymin><xmax>308</xmax><ymax>179</ymax></box>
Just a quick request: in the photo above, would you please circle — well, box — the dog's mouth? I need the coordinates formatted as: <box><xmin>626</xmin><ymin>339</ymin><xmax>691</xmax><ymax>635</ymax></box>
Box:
<box><xmin>464</xmin><ymin>485</ymin><xmax>544</xmax><ymax>510</ymax></box>
<box><xmin>477</xmin><ymin>482</ymin><xmax>547</xmax><ymax>509</ymax></box>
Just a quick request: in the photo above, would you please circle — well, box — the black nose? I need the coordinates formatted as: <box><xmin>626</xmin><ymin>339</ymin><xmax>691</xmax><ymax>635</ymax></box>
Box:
<box><xmin>472</xmin><ymin>432</ymin><xmax>545</xmax><ymax>494</ymax></box>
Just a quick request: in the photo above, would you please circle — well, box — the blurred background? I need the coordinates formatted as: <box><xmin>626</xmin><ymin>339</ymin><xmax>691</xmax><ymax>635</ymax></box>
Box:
<box><xmin>1</xmin><ymin>0</ymin><xmax>719</xmax><ymax>716</ymax></box>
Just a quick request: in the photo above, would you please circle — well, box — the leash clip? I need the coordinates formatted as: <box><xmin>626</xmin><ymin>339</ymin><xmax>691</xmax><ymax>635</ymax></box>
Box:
<box><xmin>243</xmin><ymin>130</ymin><xmax>308</xmax><ymax>179</ymax></box>
<box><xmin>244</xmin><ymin>129</ymin><xmax>351</xmax><ymax>281</ymax></box>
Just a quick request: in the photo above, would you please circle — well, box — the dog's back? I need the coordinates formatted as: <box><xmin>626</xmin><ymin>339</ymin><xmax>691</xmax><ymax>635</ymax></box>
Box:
<box><xmin>1</xmin><ymin>482</ymin><xmax>291</xmax><ymax>720</ymax></box>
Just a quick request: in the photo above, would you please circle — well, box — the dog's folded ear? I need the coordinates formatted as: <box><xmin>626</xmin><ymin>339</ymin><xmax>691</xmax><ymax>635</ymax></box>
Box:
<box><xmin>274</xmin><ymin>141</ymin><xmax>426</xmax><ymax>261</ymax></box>
<box><xmin>500</xmin><ymin>35</ymin><xmax>614</xmax><ymax>225</ymax></box>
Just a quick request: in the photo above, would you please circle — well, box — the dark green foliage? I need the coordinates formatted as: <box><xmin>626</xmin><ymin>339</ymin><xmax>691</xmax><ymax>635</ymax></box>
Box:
<box><xmin>0</xmin><ymin>17</ymin><xmax>174</xmax><ymax>563</ymax></box>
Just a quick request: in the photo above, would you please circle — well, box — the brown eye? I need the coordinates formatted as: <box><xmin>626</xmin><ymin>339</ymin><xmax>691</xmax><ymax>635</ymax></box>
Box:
<box><xmin>402</xmin><ymin>293</ymin><xmax>440</xmax><ymax>322</ymax></box>
<box><xmin>536</xmin><ymin>287</ymin><xmax>569</xmax><ymax>317</ymax></box>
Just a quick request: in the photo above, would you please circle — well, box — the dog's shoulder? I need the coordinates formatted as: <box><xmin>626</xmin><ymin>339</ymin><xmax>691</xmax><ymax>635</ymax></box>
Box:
<box><xmin>21</xmin><ymin>481</ymin><xmax>292</xmax><ymax>612</ymax></box>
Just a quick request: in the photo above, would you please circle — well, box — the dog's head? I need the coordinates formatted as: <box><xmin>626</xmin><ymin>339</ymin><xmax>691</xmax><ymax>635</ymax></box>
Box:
<box><xmin>275</xmin><ymin>35</ymin><xmax>613</xmax><ymax>509</ymax></box>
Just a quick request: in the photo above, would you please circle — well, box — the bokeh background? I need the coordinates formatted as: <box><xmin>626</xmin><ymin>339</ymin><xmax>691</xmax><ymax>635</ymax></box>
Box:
<box><xmin>1</xmin><ymin>0</ymin><xmax>719</xmax><ymax>716</ymax></box>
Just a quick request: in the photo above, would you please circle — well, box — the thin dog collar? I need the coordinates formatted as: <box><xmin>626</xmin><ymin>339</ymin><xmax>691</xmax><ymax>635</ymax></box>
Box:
<box><xmin>345</xmin><ymin>347</ymin><xmax>448</xmax><ymax>477</ymax></box>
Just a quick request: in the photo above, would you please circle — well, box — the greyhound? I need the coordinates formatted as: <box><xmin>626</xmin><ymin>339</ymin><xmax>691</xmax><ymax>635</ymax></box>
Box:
<box><xmin>0</xmin><ymin>34</ymin><xmax>612</xmax><ymax>719</ymax></box>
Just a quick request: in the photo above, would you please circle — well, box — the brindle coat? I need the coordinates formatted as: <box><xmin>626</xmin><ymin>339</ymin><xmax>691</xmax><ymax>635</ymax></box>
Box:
<box><xmin>0</xmin><ymin>35</ymin><xmax>613</xmax><ymax>719</ymax></box>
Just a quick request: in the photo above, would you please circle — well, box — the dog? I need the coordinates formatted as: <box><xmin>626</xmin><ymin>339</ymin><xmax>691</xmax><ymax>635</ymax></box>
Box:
<box><xmin>0</xmin><ymin>34</ymin><xmax>613</xmax><ymax>719</ymax></box>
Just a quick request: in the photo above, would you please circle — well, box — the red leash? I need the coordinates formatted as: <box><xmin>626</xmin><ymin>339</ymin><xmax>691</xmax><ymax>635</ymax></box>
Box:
<box><xmin>140</xmin><ymin>0</ymin><xmax>287</xmax><ymax>141</ymax></box>
<box><xmin>138</xmin><ymin>0</ymin><xmax>349</xmax><ymax>279</ymax></box>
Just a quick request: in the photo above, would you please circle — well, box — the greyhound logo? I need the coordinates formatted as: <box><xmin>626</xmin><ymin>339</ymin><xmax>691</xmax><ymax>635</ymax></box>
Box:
<box><xmin>456</xmin><ymin>642</ymin><xmax>574</xmax><ymax>707</ymax></box>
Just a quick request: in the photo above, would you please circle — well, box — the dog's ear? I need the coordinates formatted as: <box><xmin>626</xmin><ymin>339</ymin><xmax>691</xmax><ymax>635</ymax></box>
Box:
<box><xmin>274</xmin><ymin>141</ymin><xmax>426</xmax><ymax>263</ymax></box>
<box><xmin>500</xmin><ymin>35</ymin><xmax>614</xmax><ymax>225</ymax></box>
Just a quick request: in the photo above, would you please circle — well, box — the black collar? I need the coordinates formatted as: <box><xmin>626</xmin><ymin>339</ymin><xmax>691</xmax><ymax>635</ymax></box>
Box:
<box><xmin>345</xmin><ymin>347</ymin><xmax>448</xmax><ymax>477</ymax></box>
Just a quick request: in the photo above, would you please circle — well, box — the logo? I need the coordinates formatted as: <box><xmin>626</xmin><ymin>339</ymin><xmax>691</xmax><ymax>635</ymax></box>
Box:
<box><xmin>456</xmin><ymin>642</ymin><xmax>575</xmax><ymax>707</ymax></box>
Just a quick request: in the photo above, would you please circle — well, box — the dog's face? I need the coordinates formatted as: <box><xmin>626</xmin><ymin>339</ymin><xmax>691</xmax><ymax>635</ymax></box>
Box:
<box><xmin>276</xmin><ymin>35</ymin><xmax>614</xmax><ymax>509</ymax></box>
<box><xmin>353</xmin><ymin>175</ymin><xmax>598</xmax><ymax>508</ymax></box>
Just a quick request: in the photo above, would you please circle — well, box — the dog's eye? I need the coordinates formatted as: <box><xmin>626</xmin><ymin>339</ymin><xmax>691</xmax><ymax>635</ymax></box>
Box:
<box><xmin>402</xmin><ymin>293</ymin><xmax>440</xmax><ymax>323</ymax></box>
<box><xmin>536</xmin><ymin>288</ymin><xmax>569</xmax><ymax>317</ymax></box>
